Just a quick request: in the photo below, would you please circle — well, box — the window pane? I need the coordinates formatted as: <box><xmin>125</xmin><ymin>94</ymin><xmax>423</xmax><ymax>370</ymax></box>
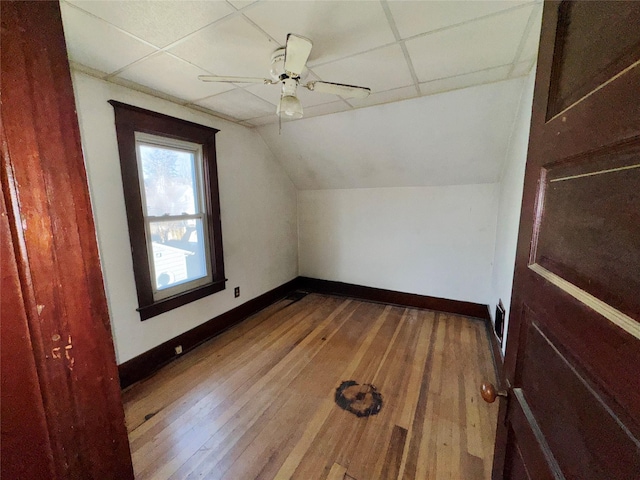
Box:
<box><xmin>149</xmin><ymin>219</ymin><xmax>208</xmax><ymax>291</ymax></box>
<box><xmin>139</xmin><ymin>144</ymin><xmax>198</xmax><ymax>216</ymax></box>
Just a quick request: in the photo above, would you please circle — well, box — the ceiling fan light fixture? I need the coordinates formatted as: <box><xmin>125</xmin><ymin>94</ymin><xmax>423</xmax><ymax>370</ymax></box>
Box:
<box><xmin>277</xmin><ymin>95</ymin><xmax>303</xmax><ymax>119</ymax></box>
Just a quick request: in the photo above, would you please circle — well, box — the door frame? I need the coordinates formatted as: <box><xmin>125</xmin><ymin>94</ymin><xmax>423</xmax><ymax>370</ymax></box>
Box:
<box><xmin>1</xmin><ymin>2</ymin><xmax>134</xmax><ymax>478</ymax></box>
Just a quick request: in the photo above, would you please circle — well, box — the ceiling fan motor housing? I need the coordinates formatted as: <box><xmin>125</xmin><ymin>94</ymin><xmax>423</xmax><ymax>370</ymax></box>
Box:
<box><xmin>270</xmin><ymin>48</ymin><xmax>308</xmax><ymax>82</ymax></box>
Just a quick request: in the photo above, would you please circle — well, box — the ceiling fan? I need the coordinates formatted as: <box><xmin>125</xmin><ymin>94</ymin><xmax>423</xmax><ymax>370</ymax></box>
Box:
<box><xmin>198</xmin><ymin>33</ymin><xmax>371</xmax><ymax>120</ymax></box>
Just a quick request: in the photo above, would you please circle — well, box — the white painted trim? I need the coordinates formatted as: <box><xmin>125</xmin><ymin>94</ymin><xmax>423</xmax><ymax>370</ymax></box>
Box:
<box><xmin>550</xmin><ymin>163</ymin><xmax>640</xmax><ymax>183</ymax></box>
<box><xmin>529</xmin><ymin>263</ymin><xmax>640</xmax><ymax>340</ymax></box>
<box><xmin>547</xmin><ymin>59</ymin><xmax>640</xmax><ymax>123</ymax></box>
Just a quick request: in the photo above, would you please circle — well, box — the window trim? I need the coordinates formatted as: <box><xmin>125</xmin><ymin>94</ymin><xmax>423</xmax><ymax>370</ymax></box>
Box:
<box><xmin>109</xmin><ymin>100</ymin><xmax>225</xmax><ymax>320</ymax></box>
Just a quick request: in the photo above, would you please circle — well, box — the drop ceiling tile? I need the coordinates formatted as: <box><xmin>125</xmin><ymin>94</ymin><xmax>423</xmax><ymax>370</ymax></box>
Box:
<box><xmin>243</xmin><ymin>1</ymin><xmax>395</xmax><ymax>66</ymax></box>
<box><xmin>347</xmin><ymin>85</ymin><xmax>419</xmax><ymax>108</ymax></box>
<box><xmin>387</xmin><ymin>0</ymin><xmax>529</xmax><ymax>39</ymax></box>
<box><xmin>60</xmin><ymin>3</ymin><xmax>156</xmax><ymax>74</ymax></box>
<box><xmin>242</xmin><ymin>83</ymin><xmax>286</xmax><ymax>106</ymax></box>
<box><xmin>517</xmin><ymin>4</ymin><xmax>543</xmax><ymax>63</ymax></box>
<box><xmin>301</xmin><ymin>101</ymin><xmax>352</xmax><ymax>120</ymax></box>
<box><xmin>169</xmin><ymin>16</ymin><xmax>277</xmax><ymax>79</ymax></box>
<box><xmin>312</xmin><ymin>44</ymin><xmax>413</xmax><ymax>95</ymax></box>
<box><xmin>227</xmin><ymin>0</ymin><xmax>259</xmax><ymax>10</ymax></box>
<box><xmin>510</xmin><ymin>60</ymin><xmax>534</xmax><ymax>78</ymax></box>
<box><xmin>419</xmin><ymin>65</ymin><xmax>511</xmax><ymax>96</ymax></box>
<box><xmin>116</xmin><ymin>53</ymin><xmax>234</xmax><ymax>102</ymax></box>
<box><xmin>67</xmin><ymin>0</ymin><xmax>234</xmax><ymax>48</ymax></box>
<box><xmin>406</xmin><ymin>5</ymin><xmax>533</xmax><ymax>82</ymax></box>
<box><xmin>195</xmin><ymin>88</ymin><xmax>276</xmax><ymax>120</ymax></box>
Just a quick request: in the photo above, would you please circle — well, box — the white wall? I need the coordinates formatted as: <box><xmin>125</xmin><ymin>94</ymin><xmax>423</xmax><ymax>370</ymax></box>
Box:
<box><xmin>293</xmin><ymin>78</ymin><xmax>535</xmax><ymax>309</ymax></box>
<box><xmin>489</xmin><ymin>70</ymin><xmax>536</xmax><ymax>354</ymax></box>
<box><xmin>72</xmin><ymin>72</ymin><xmax>298</xmax><ymax>364</ymax></box>
<box><xmin>298</xmin><ymin>184</ymin><xmax>498</xmax><ymax>305</ymax></box>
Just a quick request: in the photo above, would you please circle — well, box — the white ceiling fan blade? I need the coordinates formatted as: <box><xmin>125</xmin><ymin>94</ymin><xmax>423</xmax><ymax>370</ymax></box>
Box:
<box><xmin>304</xmin><ymin>81</ymin><xmax>371</xmax><ymax>99</ymax></box>
<box><xmin>284</xmin><ymin>34</ymin><xmax>312</xmax><ymax>77</ymax></box>
<box><xmin>198</xmin><ymin>75</ymin><xmax>272</xmax><ymax>84</ymax></box>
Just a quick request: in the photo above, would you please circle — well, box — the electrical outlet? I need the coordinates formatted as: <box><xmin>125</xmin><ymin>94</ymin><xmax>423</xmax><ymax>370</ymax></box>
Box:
<box><xmin>234</xmin><ymin>286</ymin><xmax>240</xmax><ymax>298</ymax></box>
<box><xmin>174</xmin><ymin>345</ymin><xmax>183</xmax><ymax>355</ymax></box>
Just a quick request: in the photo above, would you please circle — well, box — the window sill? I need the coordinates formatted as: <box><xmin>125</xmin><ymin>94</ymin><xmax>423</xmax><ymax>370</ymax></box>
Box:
<box><xmin>137</xmin><ymin>280</ymin><xmax>226</xmax><ymax>321</ymax></box>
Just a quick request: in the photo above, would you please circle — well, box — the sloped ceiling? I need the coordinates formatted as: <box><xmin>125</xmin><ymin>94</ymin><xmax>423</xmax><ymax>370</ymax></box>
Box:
<box><xmin>60</xmin><ymin>0</ymin><xmax>542</xmax><ymax>126</ymax></box>
<box><xmin>257</xmin><ymin>77</ymin><xmax>527</xmax><ymax>189</ymax></box>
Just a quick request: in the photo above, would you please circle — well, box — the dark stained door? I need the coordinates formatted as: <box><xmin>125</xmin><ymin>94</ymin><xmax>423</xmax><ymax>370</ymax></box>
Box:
<box><xmin>490</xmin><ymin>1</ymin><xmax>640</xmax><ymax>479</ymax></box>
<box><xmin>1</xmin><ymin>1</ymin><xmax>134</xmax><ymax>478</ymax></box>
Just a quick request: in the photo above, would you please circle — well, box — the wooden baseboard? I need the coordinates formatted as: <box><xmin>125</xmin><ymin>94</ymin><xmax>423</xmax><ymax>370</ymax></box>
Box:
<box><xmin>483</xmin><ymin>306</ymin><xmax>505</xmax><ymax>381</ymax></box>
<box><xmin>298</xmin><ymin>277</ymin><xmax>491</xmax><ymax>321</ymax></box>
<box><xmin>118</xmin><ymin>278</ymin><xmax>300</xmax><ymax>388</ymax></box>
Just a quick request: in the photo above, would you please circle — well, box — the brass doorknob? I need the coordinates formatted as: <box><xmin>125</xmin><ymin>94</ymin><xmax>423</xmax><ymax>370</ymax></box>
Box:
<box><xmin>481</xmin><ymin>382</ymin><xmax>507</xmax><ymax>403</ymax></box>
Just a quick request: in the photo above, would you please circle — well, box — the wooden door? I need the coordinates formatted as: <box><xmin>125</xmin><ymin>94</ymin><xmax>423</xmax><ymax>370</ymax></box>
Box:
<box><xmin>1</xmin><ymin>1</ymin><xmax>134</xmax><ymax>478</ymax></box>
<box><xmin>488</xmin><ymin>2</ymin><xmax>640</xmax><ymax>479</ymax></box>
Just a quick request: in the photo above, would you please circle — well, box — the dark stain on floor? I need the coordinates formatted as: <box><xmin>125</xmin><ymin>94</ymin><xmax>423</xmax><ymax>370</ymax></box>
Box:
<box><xmin>335</xmin><ymin>380</ymin><xmax>383</xmax><ymax>417</ymax></box>
<box><xmin>144</xmin><ymin>411</ymin><xmax>158</xmax><ymax>422</ymax></box>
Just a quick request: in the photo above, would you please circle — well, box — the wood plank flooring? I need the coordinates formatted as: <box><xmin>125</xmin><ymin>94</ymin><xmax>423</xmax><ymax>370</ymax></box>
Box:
<box><xmin>122</xmin><ymin>293</ymin><xmax>498</xmax><ymax>479</ymax></box>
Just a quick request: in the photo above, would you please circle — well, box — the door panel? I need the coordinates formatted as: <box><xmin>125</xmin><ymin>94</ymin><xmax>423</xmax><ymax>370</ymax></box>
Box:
<box><xmin>493</xmin><ymin>2</ymin><xmax>640</xmax><ymax>479</ymax></box>
<box><xmin>504</xmin><ymin>440</ymin><xmax>533</xmax><ymax>480</ymax></box>
<box><xmin>547</xmin><ymin>1</ymin><xmax>640</xmax><ymax>119</ymax></box>
<box><xmin>518</xmin><ymin>311</ymin><xmax>640</xmax><ymax>479</ymax></box>
<box><xmin>533</xmin><ymin>140</ymin><xmax>640</xmax><ymax>321</ymax></box>
<box><xmin>505</xmin><ymin>394</ymin><xmax>560</xmax><ymax>480</ymax></box>
<box><xmin>520</xmin><ymin>271</ymin><xmax>640</xmax><ymax>423</ymax></box>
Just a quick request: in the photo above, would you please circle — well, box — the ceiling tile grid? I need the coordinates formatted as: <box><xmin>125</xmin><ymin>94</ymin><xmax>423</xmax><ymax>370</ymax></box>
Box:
<box><xmin>242</xmin><ymin>1</ymin><xmax>396</xmax><ymax>66</ymax></box>
<box><xmin>387</xmin><ymin>0</ymin><xmax>530</xmax><ymax>39</ymax></box>
<box><xmin>67</xmin><ymin>0</ymin><xmax>235</xmax><ymax>48</ymax></box>
<box><xmin>60</xmin><ymin>2</ymin><xmax>157</xmax><ymax>74</ymax></box>
<box><xmin>168</xmin><ymin>15</ymin><xmax>277</xmax><ymax>78</ymax></box>
<box><xmin>60</xmin><ymin>0</ymin><xmax>542</xmax><ymax>124</ymax></box>
<box><xmin>117</xmin><ymin>52</ymin><xmax>235</xmax><ymax>101</ymax></box>
<box><xmin>514</xmin><ymin>2</ymin><xmax>544</xmax><ymax>64</ymax></box>
<box><xmin>195</xmin><ymin>87</ymin><xmax>276</xmax><ymax>120</ymax></box>
<box><xmin>347</xmin><ymin>84</ymin><xmax>419</xmax><ymax>109</ymax></box>
<box><xmin>405</xmin><ymin>4</ymin><xmax>534</xmax><ymax>82</ymax></box>
<box><xmin>419</xmin><ymin>64</ymin><xmax>512</xmax><ymax>96</ymax></box>
<box><xmin>312</xmin><ymin>43</ymin><xmax>415</xmax><ymax>94</ymax></box>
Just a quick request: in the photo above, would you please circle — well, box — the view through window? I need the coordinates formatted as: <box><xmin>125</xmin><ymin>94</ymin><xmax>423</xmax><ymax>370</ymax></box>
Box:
<box><xmin>136</xmin><ymin>133</ymin><xmax>212</xmax><ymax>299</ymax></box>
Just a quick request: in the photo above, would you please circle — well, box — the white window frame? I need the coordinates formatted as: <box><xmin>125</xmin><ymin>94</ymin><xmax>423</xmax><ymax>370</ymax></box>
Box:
<box><xmin>134</xmin><ymin>132</ymin><xmax>213</xmax><ymax>301</ymax></box>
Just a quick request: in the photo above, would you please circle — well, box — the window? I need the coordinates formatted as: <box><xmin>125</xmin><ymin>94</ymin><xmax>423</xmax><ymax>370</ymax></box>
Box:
<box><xmin>136</xmin><ymin>133</ymin><xmax>212</xmax><ymax>300</ymax></box>
<box><xmin>110</xmin><ymin>101</ymin><xmax>225</xmax><ymax>320</ymax></box>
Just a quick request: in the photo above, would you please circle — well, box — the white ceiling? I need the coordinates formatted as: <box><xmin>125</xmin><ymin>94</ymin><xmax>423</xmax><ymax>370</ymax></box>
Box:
<box><xmin>60</xmin><ymin>0</ymin><xmax>542</xmax><ymax>127</ymax></box>
<box><xmin>257</xmin><ymin>77</ymin><xmax>527</xmax><ymax>189</ymax></box>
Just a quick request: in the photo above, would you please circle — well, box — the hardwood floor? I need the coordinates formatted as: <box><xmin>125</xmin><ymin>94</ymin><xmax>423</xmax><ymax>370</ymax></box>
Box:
<box><xmin>122</xmin><ymin>293</ymin><xmax>498</xmax><ymax>479</ymax></box>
